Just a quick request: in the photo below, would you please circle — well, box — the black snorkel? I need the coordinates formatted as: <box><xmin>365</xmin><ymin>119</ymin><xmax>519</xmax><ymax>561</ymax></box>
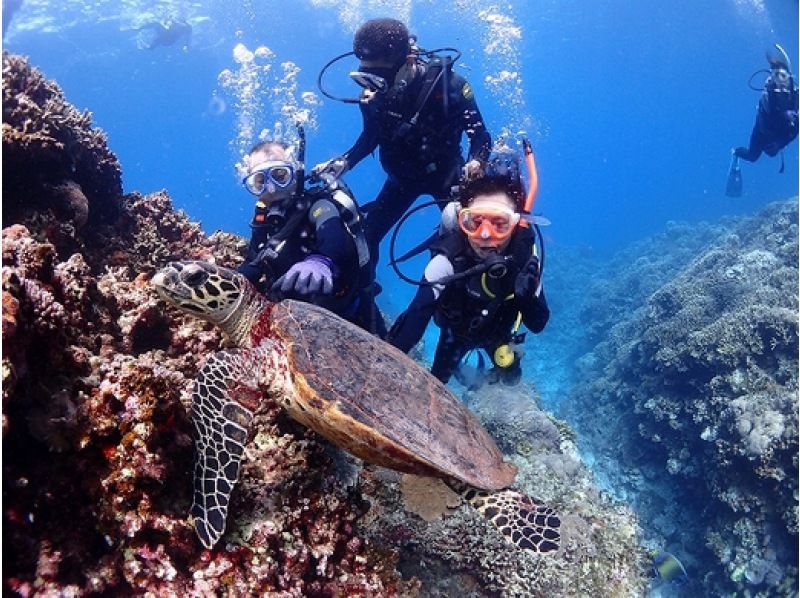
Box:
<box><xmin>295</xmin><ymin>122</ymin><xmax>306</xmax><ymax>194</ymax></box>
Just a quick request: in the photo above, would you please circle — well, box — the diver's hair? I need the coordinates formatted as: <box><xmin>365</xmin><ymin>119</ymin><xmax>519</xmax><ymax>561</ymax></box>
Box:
<box><xmin>353</xmin><ymin>18</ymin><xmax>410</xmax><ymax>65</ymax></box>
<box><xmin>248</xmin><ymin>140</ymin><xmax>290</xmax><ymax>156</ymax></box>
<box><xmin>461</xmin><ymin>175</ymin><xmax>525</xmax><ymax>212</ymax></box>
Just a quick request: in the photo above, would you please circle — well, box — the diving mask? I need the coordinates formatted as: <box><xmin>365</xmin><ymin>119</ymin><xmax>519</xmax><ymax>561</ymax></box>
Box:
<box><xmin>771</xmin><ymin>68</ymin><xmax>791</xmax><ymax>89</ymax></box>
<box><xmin>458</xmin><ymin>206</ymin><xmax>521</xmax><ymax>242</ymax></box>
<box><xmin>243</xmin><ymin>161</ymin><xmax>296</xmax><ymax>195</ymax></box>
<box><xmin>349</xmin><ymin>71</ymin><xmax>390</xmax><ymax>93</ymax></box>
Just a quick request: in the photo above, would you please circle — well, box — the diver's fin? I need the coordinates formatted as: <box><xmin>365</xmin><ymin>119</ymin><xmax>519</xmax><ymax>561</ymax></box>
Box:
<box><xmin>190</xmin><ymin>349</ymin><xmax>260</xmax><ymax>549</ymax></box>
<box><xmin>726</xmin><ymin>154</ymin><xmax>742</xmax><ymax>197</ymax></box>
<box><xmin>449</xmin><ymin>482</ymin><xmax>561</xmax><ymax>553</ymax></box>
<box><xmin>391</xmin><ymin>228</ymin><xmax>439</xmax><ymax>265</ymax></box>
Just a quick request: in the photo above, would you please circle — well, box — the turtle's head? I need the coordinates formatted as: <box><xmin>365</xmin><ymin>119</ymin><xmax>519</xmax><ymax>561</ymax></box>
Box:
<box><xmin>152</xmin><ymin>261</ymin><xmax>246</xmax><ymax>326</ymax></box>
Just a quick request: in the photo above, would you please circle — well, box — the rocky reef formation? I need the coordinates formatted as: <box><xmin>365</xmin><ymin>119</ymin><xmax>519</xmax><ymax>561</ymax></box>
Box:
<box><xmin>2</xmin><ymin>52</ymin><xmax>122</xmax><ymax>229</ymax></box>
<box><xmin>565</xmin><ymin>200</ymin><xmax>799</xmax><ymax>596</ymax></box>
<box><xmin>2</xmin><ymin>54</ymin><xmax>407</xmax><ymax>596</ymax></box>
<box><xmin>3</xmin><ymin>53</ymin><xmax>650</xmax><ymax>597</ymax></box>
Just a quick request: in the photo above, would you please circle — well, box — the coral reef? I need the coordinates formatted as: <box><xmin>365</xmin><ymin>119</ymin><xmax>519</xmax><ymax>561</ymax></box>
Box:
<box><xmin>565</xmin><ymin>200</ymin><xmax>799</xmax><ymax>596</ymax></box>
<box><xmin>3</xmin><ymin>51</ymin><xmax>651</xmax><ymax>597</ymax></box>
<box><xmin>3</xmin><ymin>54</ymin><xmax>408</xmax><ymax>596</ymax></box>
<box><xmin>2</xmin><ymin>52</ymin><xmax>122</xmax><ymax>228</ymax></box>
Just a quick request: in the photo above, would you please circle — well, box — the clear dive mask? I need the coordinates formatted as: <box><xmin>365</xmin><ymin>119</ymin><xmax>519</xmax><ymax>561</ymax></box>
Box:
<box><xmin>458</xmin><ymin>206</ymin><xmax>521</xmax><ymax>242</ymax></box>
<box><xmin>771</xmin><ymin>68</ymin><xmax>791</xmax><ymax>89</ymax></box>
<box><xmin>242</xmin><ymin>161</ymin><xmax>296</xmax><ymax>195</ymax></box>
<box><xmin>349</xmin><ymin>71</ymin><xmax>390</xmax><ymax>93</ymax></box>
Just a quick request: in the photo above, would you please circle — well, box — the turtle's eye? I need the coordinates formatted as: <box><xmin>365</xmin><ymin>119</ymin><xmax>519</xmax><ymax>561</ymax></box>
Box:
<box><xmin>183</xmin><ymin>267</ymin><xmax>208</xmax><ymax>287</ymax></box>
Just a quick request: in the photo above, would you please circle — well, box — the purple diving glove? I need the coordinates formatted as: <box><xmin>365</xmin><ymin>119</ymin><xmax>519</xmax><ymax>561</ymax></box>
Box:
<box><xmin>273</xmin><ymin>254</ymin><xmax>334</xmax><ymax>295</ymax></box>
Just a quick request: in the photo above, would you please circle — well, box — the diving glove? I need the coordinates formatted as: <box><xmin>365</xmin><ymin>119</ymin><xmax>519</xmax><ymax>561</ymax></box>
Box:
<box><xmin>311</xmin><ymin>156</ymin><xmax>349</xmax><ymax>185</ymax></box>
<box><xmin>514</xmin><ymin>255</ymin><xmax>541</xmax><ymax>298</ymax></box>
<box><xmin>273</xmin><ymin>254</ymin><xmax>334</xmax><ymax>295</ymax></box>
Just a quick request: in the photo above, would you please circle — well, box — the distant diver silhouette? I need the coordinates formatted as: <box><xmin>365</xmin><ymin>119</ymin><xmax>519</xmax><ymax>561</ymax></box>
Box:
<box><xmin>136</xmin><ymin>18</ymin><xmax>192</xmax><ymax>50</ymax></box>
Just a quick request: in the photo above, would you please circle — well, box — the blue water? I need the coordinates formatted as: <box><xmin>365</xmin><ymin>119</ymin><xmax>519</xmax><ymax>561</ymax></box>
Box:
<box><xmin>5</xmin><ymin>0</ymin><xmax>797</xmax><ymax>406</ymax></box>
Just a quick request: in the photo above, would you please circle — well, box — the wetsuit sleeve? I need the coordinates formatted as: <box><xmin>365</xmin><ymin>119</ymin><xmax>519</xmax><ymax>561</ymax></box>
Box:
<box><xmin>387</xmin><ymin>254</ymin><xmax>454</xmax><ymax>352</ymax></box>
<box><xmin>343</xmin><ymin>102</ymin><xmax>380</xmax><ymax>169</ymax></box>
<box><xmin>451</xmin><ymin>73</ymin><xmax>491</xmax><ymax>163</ymax></box>
<box><xmin>237</xmin><ymin>216</ymin><xmax>271</xmax><ymax>292</ymax></box>
<box><xmin>309</xmin><ymin>198</ymin><xmax>357</xmax><ymax>277</ymax></box>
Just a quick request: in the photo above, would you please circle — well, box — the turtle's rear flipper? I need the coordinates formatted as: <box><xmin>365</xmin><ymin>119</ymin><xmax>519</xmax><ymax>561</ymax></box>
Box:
<box><xmin>463</xmin><ymin>486</ymin><xmax>561</xmax><ymax>553</ymax></box>
<box><xmin>191</xmin><ymin>350</ymin><xmax>259</xmax><ymax>549</ymax></box>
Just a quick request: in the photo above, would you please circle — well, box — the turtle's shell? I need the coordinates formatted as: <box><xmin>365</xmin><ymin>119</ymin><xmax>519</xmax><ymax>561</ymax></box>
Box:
<box><xmin>270</xmin><ymin>300</ymin><xmax>517</xmax><ymax>491</ymax></box>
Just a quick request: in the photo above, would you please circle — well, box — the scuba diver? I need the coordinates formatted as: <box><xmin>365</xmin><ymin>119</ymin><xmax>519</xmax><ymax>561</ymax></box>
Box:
<box><xmin>728</xmin><ymin>43</ymin><xmax>798</xmax><ymax>196</ymax></box>
<box><xmin>313</xmin><ymin>18</ymin><xmax>492</xmax><ymax>263</ymax></box>
<box><xmin>237</xmin><ymin>133</ymin><xmax>386</xmax><ymax>336</ymax></box>
<box><xmin>136</xmin><ymin>18</ymin><xmax>192</xmax><ymax>50</ymax></box>
<box><xmin>386</xmin><ymin>147</ymin><xmax>549</xmax><ymax>386</ymax></box>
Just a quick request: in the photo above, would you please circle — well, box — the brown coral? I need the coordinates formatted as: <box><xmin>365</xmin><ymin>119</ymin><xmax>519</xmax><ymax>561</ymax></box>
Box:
<box><xmin>2</xmin><ymin>52</ymin><xmax>122</xmax><ymax>228</ymax></box>
<box><xmin>2</xmin><ymin>54</ymin><xmax>406</xmax><ymax>596</ymax></box>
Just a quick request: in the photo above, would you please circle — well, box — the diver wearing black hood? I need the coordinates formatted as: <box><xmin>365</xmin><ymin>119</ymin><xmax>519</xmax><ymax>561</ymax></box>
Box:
<box><xmin>734</xmin><ymin>47</ymin><xmax>798</xmax><ymax>166</ymax></box>
<box><xmin>387</xmin><ymin>156</ymin><xmax>549</xmax><ymax>385</ymax></box>
<box><xmin>313</xmin><ymin>18</ymin><xmax>492</xmax><ymax>262</ymax></box>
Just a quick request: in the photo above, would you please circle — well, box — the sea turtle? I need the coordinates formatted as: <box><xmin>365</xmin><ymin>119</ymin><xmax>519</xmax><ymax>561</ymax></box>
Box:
<box><xmin>151</xmin><ymin>260</ymin><xmax>561</xmax><ymax>553</ymax></box>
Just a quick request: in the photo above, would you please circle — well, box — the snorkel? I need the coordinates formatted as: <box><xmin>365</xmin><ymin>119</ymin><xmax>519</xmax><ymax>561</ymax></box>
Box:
<box><xmin>520</xmin><ymin>138</ymin><xmax>539</xmax><ymax>225</ymax></box>
<box><xmin>748</xmin><ymin>43</ymin><xmax>795</xmax><ymax>91</ymax></box>
<box><xmin>295</xmin><ymin>123</ymin><xmax>306</xmax><ymax>193</ymax></box>
<box><xmin>774</xmin><ymin>43</ymin><xmax>793</xmax><ymax>73</ymax></box>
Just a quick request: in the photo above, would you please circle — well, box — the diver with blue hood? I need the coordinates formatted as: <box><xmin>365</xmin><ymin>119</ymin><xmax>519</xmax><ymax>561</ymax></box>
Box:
<box><xmin>313</xmin><ymin>18</ymin><xmax>492</xmax><ymax>263</ymax></box>
<box><xmin>386</xmin><ymin>145</ymin><xmax>549</xmax><ymax>386</ymax></box>
<box><xmin>728</xmin><ymin>43</ymin><xmax>798</xmax><ymax>196</ymax></box>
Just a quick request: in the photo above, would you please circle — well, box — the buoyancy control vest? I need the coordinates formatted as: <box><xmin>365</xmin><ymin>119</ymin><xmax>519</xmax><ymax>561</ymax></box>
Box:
<box><xmin>430</xmin><ymin>225</ymin><xmax>536</xmax><ymax>344</ymax></box>
<box><xmin>249</xmin><ymin>182</ymin><xmax>372</xmax><ymax>293</ymax></box>
<box><xmin>373</xmin><ymin>56</ymin><xmax>464</xmax><ymax>174</ymax></box>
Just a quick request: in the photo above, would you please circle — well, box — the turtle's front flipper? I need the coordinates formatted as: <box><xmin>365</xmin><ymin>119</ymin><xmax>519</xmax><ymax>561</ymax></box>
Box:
<box><xmin>455</xmin><ymin>484</ymin><xmax>561</xmax><ymax>553</ymax></box>
<box><xmin>191</xmin><ymin>349</ymin><xmax>262</xmax><ymax>549</ymax></box>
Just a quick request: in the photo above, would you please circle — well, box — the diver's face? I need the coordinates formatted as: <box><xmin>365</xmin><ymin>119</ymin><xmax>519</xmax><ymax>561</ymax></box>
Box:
<box><xmin>463</xmin><ymin>192</ymin><xmax>517</xmax><ymax>258</ymax></box>
<box><xmin>245</xmin><ymin>147</ymin><xmax>298</xmax><ymax>203</ymax></box>
<box><xmin>771</xmin><ymin>68</ymin><xmax>791</xmax><ymax>90</ymax></box>
<box><xmin>358</xmin><ymin>58</ymin><xmax>400</xmax><ymax>88</ymax></box>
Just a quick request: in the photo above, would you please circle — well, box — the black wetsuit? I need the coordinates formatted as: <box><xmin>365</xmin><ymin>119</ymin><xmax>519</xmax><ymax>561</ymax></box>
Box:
<box><xmin>238</xmin><ymin>190</ymin><xmax>385</xmax><ymax>335</ymax></box>
<box><xmin>735</xmin><ymin>73</ymin><xmax>799</xmax><ymax>163</ymax></box>
<box><xmin>387</xmin><ymin>226</ymin><xmax>549</xmax><ymax>383</ymax></box>
<box><xmin>344</xmin><ymin>62</ymin><xmax>492</xmax><ymax>258</ymax></box>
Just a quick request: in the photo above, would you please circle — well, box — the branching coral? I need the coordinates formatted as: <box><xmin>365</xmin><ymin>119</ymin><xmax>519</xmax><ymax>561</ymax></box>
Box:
<box><xmin>566</xmin><ymin>199</ymin><xmax>799</xmax><ymax>596</ymax></box>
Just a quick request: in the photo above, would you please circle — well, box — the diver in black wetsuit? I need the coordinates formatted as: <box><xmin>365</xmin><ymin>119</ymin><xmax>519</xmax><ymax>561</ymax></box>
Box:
<box><xmin>136</xmin><ymin>18</ymin><xmax>192</xmax><ymax>50</ymax></box>
<box><xmin>387</xmin><ymin>154</ymin><xmax>549</xmax><ymax>385</ymax></box>
<box><xmin>238</xmin><ymin>139</ymin><xmax>385</xmax><ymax>336</ymax></box>
<box><xmin>313</xmin><ymin>18</ymin><xmax>492</xmax><ymax>262</ymax></box>
<box><xmin>734</xmin><ymin>48</ymin><xmax>798</xmax><ymax>166</ymax></box>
